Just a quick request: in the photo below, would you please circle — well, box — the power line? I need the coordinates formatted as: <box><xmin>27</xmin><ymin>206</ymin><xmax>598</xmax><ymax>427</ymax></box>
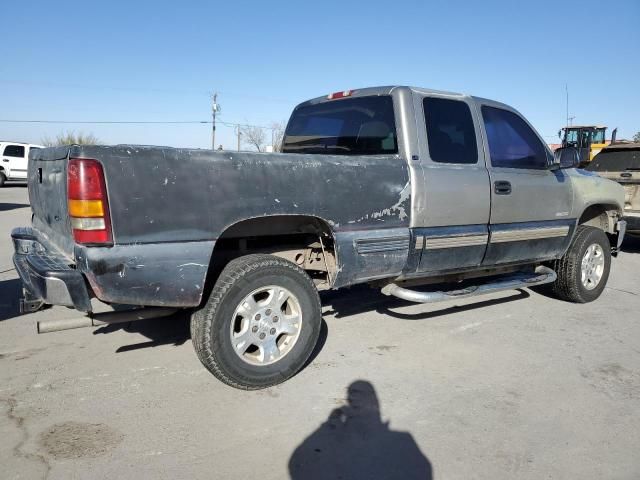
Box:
<box><xmin>0</xmin><ymin>118</ymin><xmax>276</xmax><ymax>130</ymax></box>
<box><xmin>0</xmin><ymin>119</ymin><xmax>209</xmax><ymax>124</ymax></box>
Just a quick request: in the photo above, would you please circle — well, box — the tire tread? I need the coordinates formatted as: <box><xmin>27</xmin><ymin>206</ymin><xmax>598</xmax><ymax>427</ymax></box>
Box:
<box><xmin>191</xmin><ymin>254</ymin><xmax>320</xmax><ymax>390</ymax></box>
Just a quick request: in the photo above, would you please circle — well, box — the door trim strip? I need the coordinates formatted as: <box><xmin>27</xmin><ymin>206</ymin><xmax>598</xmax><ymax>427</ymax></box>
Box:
<box><xmin>490</xmin><ymin>226</ymin><xmax>570</xmax><ymax>243</ymax></box>
<box><xmin>425</xmin><ymin>234</ymin><xmax>489</xmax><ymax>249</ymax></box>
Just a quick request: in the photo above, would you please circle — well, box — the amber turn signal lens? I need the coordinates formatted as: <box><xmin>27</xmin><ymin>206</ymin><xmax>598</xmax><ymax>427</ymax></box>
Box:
<box><xmin>68</xmin><ymin>199</ymin><xmax>104</xmax><ymax>217</ymax></box>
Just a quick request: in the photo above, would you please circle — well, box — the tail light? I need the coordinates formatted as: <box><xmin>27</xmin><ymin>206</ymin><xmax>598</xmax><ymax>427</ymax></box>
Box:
<box><xmin>67</xmin><ymin>158</ymin><xmax>113</xmax><ymax>245</ymax></box>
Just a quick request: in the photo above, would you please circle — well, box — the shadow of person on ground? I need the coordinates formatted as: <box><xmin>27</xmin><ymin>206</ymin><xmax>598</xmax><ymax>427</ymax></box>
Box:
<box><xmin>289</xmin><ymin>380</ymin><xmax>432</xmax><ymax>480</ymax></box>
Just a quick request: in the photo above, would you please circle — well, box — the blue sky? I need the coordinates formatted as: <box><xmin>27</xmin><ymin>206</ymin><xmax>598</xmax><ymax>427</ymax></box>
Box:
<box><xmin>1</xmin><ymin>0</ymin><xmax>638</xmax><ymax>149</ymax></box>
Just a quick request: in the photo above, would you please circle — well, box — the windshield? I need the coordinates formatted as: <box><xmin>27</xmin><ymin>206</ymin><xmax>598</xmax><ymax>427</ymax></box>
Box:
<box><xmin>282</xmin><ymin>96</ymin><xmax>398</xmax><ymax>155</ymax></box>
<box><xmin>565</xmin><ymin>129</ymin><xmax>579</xmax><ymax>144</ymax></box>
<box><xmin>592</xmin><ymin>129</ymin><xmax>606</xmax><ymax>143</ymax></box>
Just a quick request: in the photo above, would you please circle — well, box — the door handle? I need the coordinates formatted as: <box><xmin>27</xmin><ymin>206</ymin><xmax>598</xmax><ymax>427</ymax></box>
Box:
<box><xmin>494</xmin><ymin>181</ymin><xmax>512</xmax><ymax>195</ymax></box>
<box><xmin>620</xmin><ymin>172</ymin><xmax>632</xmax><ymax>178</ymax></box>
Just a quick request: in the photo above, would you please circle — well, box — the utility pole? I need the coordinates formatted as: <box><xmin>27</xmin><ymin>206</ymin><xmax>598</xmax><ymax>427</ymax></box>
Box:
<box><xmin>211</xmin><ymin>93</ymin><xmax>220</xmax><ymax>150</ymax></box>
<box><xmin>236</xmin><ymin>125</ymin><xmax>242</xmax><ymax>151</ymax></box>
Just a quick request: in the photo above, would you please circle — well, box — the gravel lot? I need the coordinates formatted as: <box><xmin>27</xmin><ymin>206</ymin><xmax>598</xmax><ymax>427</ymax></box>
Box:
<box><xmin>1</xmin><ymin>182</ymin><xmax>639</xmax><ymax>480</ymax></box>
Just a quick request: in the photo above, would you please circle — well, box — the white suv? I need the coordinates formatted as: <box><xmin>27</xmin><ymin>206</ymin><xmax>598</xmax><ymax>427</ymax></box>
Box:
<box><xmin>0</xmin><ymin>141</ymin><xmax>44</xmax><ymax>186</ymax></box>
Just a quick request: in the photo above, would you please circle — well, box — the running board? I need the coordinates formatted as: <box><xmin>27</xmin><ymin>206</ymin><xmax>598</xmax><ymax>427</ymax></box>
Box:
<box><xmin>381</xmin><ymin>266</ymin><xmax>556</xmax><ymax>304</ymax></box>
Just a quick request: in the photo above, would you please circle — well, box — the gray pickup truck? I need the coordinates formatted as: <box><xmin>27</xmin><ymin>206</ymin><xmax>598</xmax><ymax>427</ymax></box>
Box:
<box><xmin>12</xmin><ymin>86</ymin><xmax>627</xmax><ymax>389</ymax></box>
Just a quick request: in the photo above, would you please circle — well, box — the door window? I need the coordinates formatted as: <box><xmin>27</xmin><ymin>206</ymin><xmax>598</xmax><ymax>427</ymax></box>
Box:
<box><xmin>3</xmin><ymin>145</ymin><xmax>25</xmax><ymax>158</ymax></box>
<box><xmin>482</xmin><ymin>106</ymin><xmax>548</xmax><ymax>169</ymax></box>
<box><xmin>423</xmin><ymin>97</ymin><xmax>477</xmax><ymax>164</ymax></box>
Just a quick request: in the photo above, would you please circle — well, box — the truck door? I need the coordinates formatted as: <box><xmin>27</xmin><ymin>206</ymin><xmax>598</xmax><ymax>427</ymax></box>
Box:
<box><xmin>479</xmin><ymin>104</ymin><xmax>574</xmax><ymax>265</ymax></box>
<box><xmin>411</xmin><ymin>94</ymin><xmax>491</xmax><ymax>273</ymax></box>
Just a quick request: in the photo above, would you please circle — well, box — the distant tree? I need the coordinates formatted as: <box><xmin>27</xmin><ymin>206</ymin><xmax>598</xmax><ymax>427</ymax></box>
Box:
<box><xmin>240</xmin><ymin>125</ymin><xmax>267</xmax><ymax>152</ymax></box>
<box><xmin>41</xmin><ymin>131</ymin><xmax>101</xmax><ymax>146</ymax></box>
<box><xmin>270</xmin><ymin>121</ymin><xmax>286</xmax><ymax>152</ymax></box>
<box><xmin>633</xmin><ymin>131</ymin><xmax>640</xmax><ymax>143</ymax></box>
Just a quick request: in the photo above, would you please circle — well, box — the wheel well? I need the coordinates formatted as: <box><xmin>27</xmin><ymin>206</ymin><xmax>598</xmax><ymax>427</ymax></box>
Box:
<box><xmin>202</xmin><ymin>216</ymin><xmax>336</xmax><ymax>298</ymax></box>
<box><xmin>579</xmin><ymin>204</ymin><xmax>620</xmax><ymax>234</ymax></box>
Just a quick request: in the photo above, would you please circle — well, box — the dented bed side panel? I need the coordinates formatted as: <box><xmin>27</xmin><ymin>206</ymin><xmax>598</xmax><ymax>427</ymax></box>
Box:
<box><xmin>75</xmin><ymin>241</ymin><xmax>215</xmax><ymax>307</ymax></box>
<box><xmin>68</xmin><ymin>145</ymin><xmax>411</xmax><ymax>242</ymax></box>
<box><xmin>65</xmin><ymin>145</ymin><xmax>411</xmax><ymax>300</ymax></box>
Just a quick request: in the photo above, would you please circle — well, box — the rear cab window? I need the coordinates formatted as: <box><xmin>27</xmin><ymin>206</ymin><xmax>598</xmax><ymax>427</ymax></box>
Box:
<box><xmin>282</xmin><ymin>96</ymin><xmax>398</xmax><ymax>155</ymax></box>
<box><xmin>3</xmin><ymin>145</ymin><xmax>26</xmax><ymax>158</ymax></box>
<box><xmin>423</xmin><ymin>97</ymin><xmax>478</xmax><ymax>164</ymax></box>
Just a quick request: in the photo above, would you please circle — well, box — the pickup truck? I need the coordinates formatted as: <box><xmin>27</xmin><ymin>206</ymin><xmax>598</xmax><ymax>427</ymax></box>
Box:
<box><xmin>586</xmin><ymin>142</ymin><xmax>640</xmax><ymax>236</ymax></box>
<box><xmin>12</xmin><ymin>86</ymin><xmax>627</xmax><ymax>389</ymax></box>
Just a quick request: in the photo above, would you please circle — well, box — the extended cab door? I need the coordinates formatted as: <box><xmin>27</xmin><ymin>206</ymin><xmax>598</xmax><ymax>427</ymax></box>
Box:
<box><xmin>410</xmin><ymin>93</ymin><xmax>491</xmax><ymax>273</ymax></box>
<box><xmin>478</xmin><ymin>103</ymin><xmax>574</xmax><ymax>265</ymax></box>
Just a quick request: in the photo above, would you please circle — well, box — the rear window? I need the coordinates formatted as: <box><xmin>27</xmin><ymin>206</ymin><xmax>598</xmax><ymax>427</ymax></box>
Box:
<box><xmin>3</xmin><ymin>145</ymin><xmax>25</xmax><ymax>157</ymax></box>
<box><xmin>424</xmin><ymin>97</ymin><xmax>477</xmax><ymax>164</ymax></box>
<box><xmin>282</xmin><ymin>96</ymin><xmax>398</xmax><ymax>155</ymax></box>
<box><xmin>586</xmin><ymin>147</ymin><xmax>640</xmax><ymax>172</ymax></box>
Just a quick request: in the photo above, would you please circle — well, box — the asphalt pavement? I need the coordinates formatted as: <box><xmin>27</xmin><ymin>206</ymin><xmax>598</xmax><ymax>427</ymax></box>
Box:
<box><xmin>1</xmin><ymin>182</ymin><xmax>639</xmax><ymax>480</ymax></box>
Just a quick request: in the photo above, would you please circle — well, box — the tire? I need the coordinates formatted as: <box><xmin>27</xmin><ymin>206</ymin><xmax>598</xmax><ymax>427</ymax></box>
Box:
<box><xmin>191</xmin><ymin>254</ymin><xmax>322</xmax><ymax>390</ymax></box>
<box><xmin>0</xmin><ymin>172</ymin><xmax>6</xmax><ymax>187</ymax></box>
<box><xmin>547</xmin><ymin>226</ymin><xmax>611</xmax><ymax>303</ymax></box>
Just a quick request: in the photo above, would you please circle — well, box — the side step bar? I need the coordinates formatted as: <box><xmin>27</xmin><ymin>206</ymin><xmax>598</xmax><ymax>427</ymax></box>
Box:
<box><xmin>381</xmin><ymin>266</ymin><xmax>556</xmax><ymax>304</ymax></box>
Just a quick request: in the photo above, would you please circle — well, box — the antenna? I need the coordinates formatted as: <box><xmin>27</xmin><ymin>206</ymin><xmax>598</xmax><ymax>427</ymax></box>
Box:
<box><xmin>565</xmin><ymin>84</ymin><xmax>569</xmax><ymax>127</ymax></box>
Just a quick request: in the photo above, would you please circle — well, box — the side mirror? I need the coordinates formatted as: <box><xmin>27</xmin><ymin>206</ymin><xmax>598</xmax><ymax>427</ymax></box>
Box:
<box><xmin>551</xmin><ymin>146</ymin><xmax>580</xmax><ymax>170</ymax></box>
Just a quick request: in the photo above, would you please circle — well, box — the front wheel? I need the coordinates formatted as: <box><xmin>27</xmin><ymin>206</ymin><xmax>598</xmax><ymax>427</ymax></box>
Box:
<box><xmin>0</xmin><ymin>172</ymin><xmax>6</xmax><ymax>187</ymax></box>
<box><xmin>548</xmin><ymin>226</ymin><xmax>611</xmax><ymax>303</ymax></box>
<box><xmin>191</xmin><ymin>254</ymin><xmax>322</xmax><ymax>389</ymax></box>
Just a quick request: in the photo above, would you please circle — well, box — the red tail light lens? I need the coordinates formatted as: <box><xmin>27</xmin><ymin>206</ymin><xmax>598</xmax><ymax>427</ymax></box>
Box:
<box><xmin>67</xmin><ymin>158</ymin><xmax>113</xmax><ymax>245</ymax></box>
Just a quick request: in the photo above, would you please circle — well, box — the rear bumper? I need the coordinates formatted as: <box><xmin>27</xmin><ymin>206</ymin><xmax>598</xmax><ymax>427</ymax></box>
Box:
<box><xmin>11</xmin><ymin>227</ymin><xmax>92</xmax><ymax>312</ymax></box>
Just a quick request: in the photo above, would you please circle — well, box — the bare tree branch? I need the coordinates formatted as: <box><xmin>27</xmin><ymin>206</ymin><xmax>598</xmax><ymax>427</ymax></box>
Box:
<box><xmin>240</xmin><ymin>125</ymin><xmax>266</xmax><ymax>152</ymax></box>
<box><xmin>270</xmin><ymin>121</ymin><xmax>286</xmax><ymax>152</ymax></box>
<box><xmin>41</xmin><ymin>131</ymin><xmax>101</xmax><ymax>147</ymax></box>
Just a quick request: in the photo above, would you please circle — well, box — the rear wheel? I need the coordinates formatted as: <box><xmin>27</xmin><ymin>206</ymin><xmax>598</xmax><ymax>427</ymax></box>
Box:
<box><xmin>191</xmin><ymin>254</ymin><xmax>322</xmax><ymax>389</ymax></box>
<box><xmin>0</xmin><ymin>172</ymin><xmax>6</xmax><ymax>187</ymax></box>
<box><xmin>548</xmin><ymin>226</ymin><xmax>611</xmax><ymax>303</ymax></box>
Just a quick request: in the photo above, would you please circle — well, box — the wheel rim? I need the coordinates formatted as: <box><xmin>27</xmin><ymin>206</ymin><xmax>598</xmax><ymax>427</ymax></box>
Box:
<box><xmin>230</xmin><ymin>285</ymin><xmax>302</xmax><ymax>366</ymax></box>
<box><xmin>581</xmin><ymin>243</ymin><xmax>605</xmax><ymax>290</ymax></box>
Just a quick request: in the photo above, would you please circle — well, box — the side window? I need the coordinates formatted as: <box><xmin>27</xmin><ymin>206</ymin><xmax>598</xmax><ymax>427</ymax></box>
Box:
<box><xmin>481</xmin><ymin>106</ymin><xmax>548</xmax><ymax>169</ymax></box>
<box><xmin>423</xmin><ymin>97</ymin><xmax>477</xmax><ymax>164</ymax></box>
<box><xmin>3</xmin><ymin>145</ymin><xmax>26</xmax><ymax>158</ymax></box>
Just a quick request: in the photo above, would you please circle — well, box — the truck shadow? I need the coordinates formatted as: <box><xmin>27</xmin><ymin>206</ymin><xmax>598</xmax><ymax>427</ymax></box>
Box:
<box><xmin>0</xmin><ymin>278</ymin><xmax>23</xmax><ymax>321</ymax></box>
<box><xmin>321</xmin><ymin>285</ymin><xmax>530</xmax><ymax>321</ymax></box>
<box><xmin>0</xmin><ymin>202</ymin><xmax>30</xmax><ymax>212</ymax></box>
<box><xmin>621</xmin><ymin>234</ymin><xmax>640</xmax><ymax>253</ymax></box>
<box><xmin>94</xmin><ymin>286</ymin><xmax>528</xmax><ymax>354</ymax></box>
<box><xmin>95</xmin><ymin>310</ymin><xmax>329</xmax><ymax>366</ymax></box>
<box><xmin>93</xmin><ymin>311</ymin><xmax>192</xmax><ymax>352</ymax></box>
